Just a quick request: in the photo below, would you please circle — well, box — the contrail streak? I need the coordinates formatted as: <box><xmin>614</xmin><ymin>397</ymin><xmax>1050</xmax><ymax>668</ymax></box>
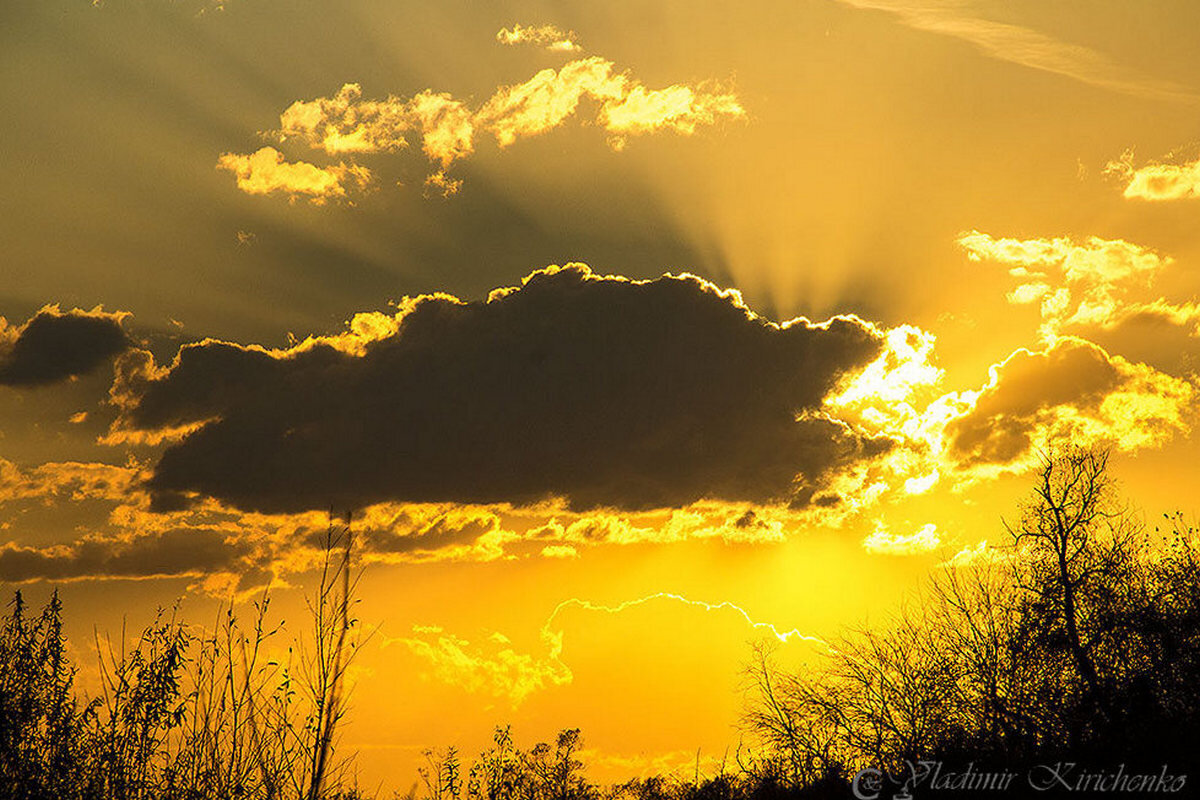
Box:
<box><xmin>541</xmin><ymin>592</ymin><xmax>829</xmax><ymax>656</ymax></box>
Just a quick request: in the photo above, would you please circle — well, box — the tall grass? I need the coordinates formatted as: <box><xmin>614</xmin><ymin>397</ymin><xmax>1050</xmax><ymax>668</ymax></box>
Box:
<box><xmin>0</xmin><ymin>517</ymin><xmax>362</xmax><ymax>800</ymax></box>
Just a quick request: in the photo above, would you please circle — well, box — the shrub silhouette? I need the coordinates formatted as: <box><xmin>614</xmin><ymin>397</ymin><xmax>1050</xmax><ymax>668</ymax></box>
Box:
<box><xmin>0</xmin><ymin>589</ymin><xmax>93</xmax><ymax>800</ymax></box>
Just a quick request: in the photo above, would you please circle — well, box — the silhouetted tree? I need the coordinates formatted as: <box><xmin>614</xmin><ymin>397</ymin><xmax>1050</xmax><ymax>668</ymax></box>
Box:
<box><xmin>742</xmin><ymin>446</ymin><xmax>1200</xmax><ymax>787</ymax></box>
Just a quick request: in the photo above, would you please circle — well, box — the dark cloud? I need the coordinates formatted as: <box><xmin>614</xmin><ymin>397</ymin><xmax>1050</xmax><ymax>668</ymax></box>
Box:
<box><xmin>115</xmin><ymin>266</ymin><xmax>885</xmax><ymax>513</ymax></box>
<box><xmin>0</xmin><ymin>528</ymin><xmax>248</xmax><ymax>583</ymax></box>
<box><xmin>947</xmin><ymin>337</ymin><xmax>1190</xmax><ymax>467</ymax></box>
<box><xmin>1075</xmin><ymin>306</ymin><xmax>1200</xmax><ymax>378</ymax></box>
<box><xmin>0</xmin><ymin>306</ymin><xmax>130</xmax><ymax>387</ymax></box>
<box><xmin>949</xmin><ymin>339</ymin><xmax>1121</xmax><ymax>465</ymax></box>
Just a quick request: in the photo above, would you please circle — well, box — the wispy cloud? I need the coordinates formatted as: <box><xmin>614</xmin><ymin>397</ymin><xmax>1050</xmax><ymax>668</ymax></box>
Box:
<box><xmin>836</xmin><ymin>0</ymin><xmax>1198</xmax><ymax>104</ymax></box>
<box><xmin>544</xmin><ymin>593</ymin><xmax>827</xmax><ymax>648</ymax></box>
<box><xmin>496</xmin><ymin>23</ymin><xmax>581</xmax><ymax>53</ymax></box>
<box><xmin>389</xmin><ymin>626</ymin><xmax>571</xmax><ymax>706</ymax></box>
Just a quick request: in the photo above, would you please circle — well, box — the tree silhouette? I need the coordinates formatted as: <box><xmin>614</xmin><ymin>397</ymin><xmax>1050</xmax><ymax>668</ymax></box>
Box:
<box><xmin>743</xmin><ymin>446</ymin><xmax>1200</xmax><ymax>787</ymax></box>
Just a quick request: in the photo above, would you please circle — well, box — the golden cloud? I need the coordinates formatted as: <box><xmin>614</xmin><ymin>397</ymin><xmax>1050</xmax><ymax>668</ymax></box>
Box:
<box><xmin>821</xmin><ymin>324</ymin><xmax>965</xmax><ymax>508</ymax></box>
<box><xmin>0</xmin><ymin>459</ymin><xmax>142</xmax><ymax>505</ymax></box>
<box><xmin>959</xmin><ymin>231</ymin><xmax>1168</xmax><ymax>285</ymax></box>
<box><xmin>496</xmin><ymin>23</ymin><xmax>581</xmax><ymax>53</ymax></box>
<box><xmin>477</xmin><ymin>57</ymin><xmax>627</xmax><ymax>146</ymax></box>
<box><xmin>1107</xmin><ymin>150</ymin><xmax>1200</xmax><ymax>201</ymax></box>
<box><xmin>236</xmin><ymin>49</ymin><xmax>743</xmax><ymax>200</ymax></box>
<box><xmin>216</xmin><ymin>146</ymin><xmax>372</xmax><ymax>203</ymax></box>
<box><xmin>527</xmin><ymin>502</ymin><xmax>789</xmax><ymax>549</ymax></box>
<box><xmin>947</xmin><ymin>337</ymin><xmax>1193</xmax><ymax>473</ymax></box>
<box><xmin>959</xmin><ymin>230</ymin><xmax>1173</xmax><ymax>336</ymax></box>
<box><xmin>389</xmin><ymin>625</ymin><xmax>570</xmax><ymax>706</ymax></box>
<box><xmin>862</xmin><ymin>522</ymin><xmax>941</xmax><ymax>556</ymax></box>
<box><xmin>278</xmin><ymin>83</ymin><xmax>411</xmax><ymax>154</ymax></box>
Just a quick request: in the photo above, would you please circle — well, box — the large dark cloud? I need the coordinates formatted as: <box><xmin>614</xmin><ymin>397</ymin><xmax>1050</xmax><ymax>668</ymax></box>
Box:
<box><xmin>115</xmin><ymin>266</ymin><xmax>885</xmax><ymax>513</ymax></box>
<box><xmin>0</xmin><ymin>306</ymin><xmax>130</xmax><ymax>387</ymax></box>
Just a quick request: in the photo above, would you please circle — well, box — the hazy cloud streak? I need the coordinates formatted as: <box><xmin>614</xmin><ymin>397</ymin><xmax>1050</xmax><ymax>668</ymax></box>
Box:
<box><xmin>836</xmin><ymin>0</ymin><xmax>1198</xmax><ymax>104</ymax></box>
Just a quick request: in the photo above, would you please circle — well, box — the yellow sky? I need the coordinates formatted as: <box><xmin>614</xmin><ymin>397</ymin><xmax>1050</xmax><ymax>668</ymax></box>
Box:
<box><xmin>3</xmin><ymin>0</ymin><xmax>1200</xmax><ymax>792</ymax></box>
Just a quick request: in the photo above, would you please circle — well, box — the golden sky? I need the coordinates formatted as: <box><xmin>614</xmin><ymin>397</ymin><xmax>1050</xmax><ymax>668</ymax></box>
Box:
<box><xmin>3</xmin><ymin>0</ymin><xmax>1200</xmax><ymax>791</ymax></box>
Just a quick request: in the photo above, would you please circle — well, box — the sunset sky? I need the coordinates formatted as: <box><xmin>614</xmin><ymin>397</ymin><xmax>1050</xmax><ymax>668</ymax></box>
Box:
<box><xmin>4</xmin><ymin>0</ymin><xmax>1200</xmax><ymax>791</ymax></box>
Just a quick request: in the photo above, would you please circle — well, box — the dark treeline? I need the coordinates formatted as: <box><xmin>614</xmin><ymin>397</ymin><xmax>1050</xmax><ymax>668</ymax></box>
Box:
<box><xmin>2</xmin><ymin>448</ymin><xmax>1198</xmax><ymax>799</ymax></box>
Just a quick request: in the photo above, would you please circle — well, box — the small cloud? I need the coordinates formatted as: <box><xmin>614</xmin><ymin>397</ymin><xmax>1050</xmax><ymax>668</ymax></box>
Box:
<box><xmin>938</xmin><ymin>540</ymin><xmax>996</xmax><ymax>568</ymax></box>
<box><xmin>1106</xmin><ymin>149</ymin><xmax>1200</xmax><ymax>201</ymax></box>
<box><xmin>902</xmin><ymin>470</ymin><xmax>938</xmax><ymax>494</ymax></box>
<box><xmin>235</xmin><ymin>230</ymin><xmax>257</xmax><ymax>245</ymax></box>
<box><xmin>862</xmin><ymin>522</ymin><xmax>940</xmax><ymax>555</ymax></box>
<box><xmin>540</xmin><ymin>544</ymin><xmax>578</xmax><ymax>559</ymax></box>
<box><xmin>69</xmin><ymin>411</ymin><xmax>88</xmax><ymax>424</ymax></box>
<box><xmin>496</xmin><ymin>23</ymin><xmax>581</xmax><ymax>53</ymax></box>
<box><xmin>947</xmin><ymin>337</ymin><xmax>1193</xmax><ymax>471</ymax></box>
<box><xmin>390</xmin><ymin>625</ymin><xmax>570</xmax><ymax>706</ymax></box>
<box><xmin>0</xmin><ymin>306</ymin><xmax>131</xmax><ymax>388</ymax></box>
<box><xmin>423</xmin><ymin>170</ymin><xmax>462</xmax><ymax>198</ymax></box>
<box><xmin>216</xmin><ymin>146</ymin><xmax>372</xmax><ymax>203</ymax></box>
